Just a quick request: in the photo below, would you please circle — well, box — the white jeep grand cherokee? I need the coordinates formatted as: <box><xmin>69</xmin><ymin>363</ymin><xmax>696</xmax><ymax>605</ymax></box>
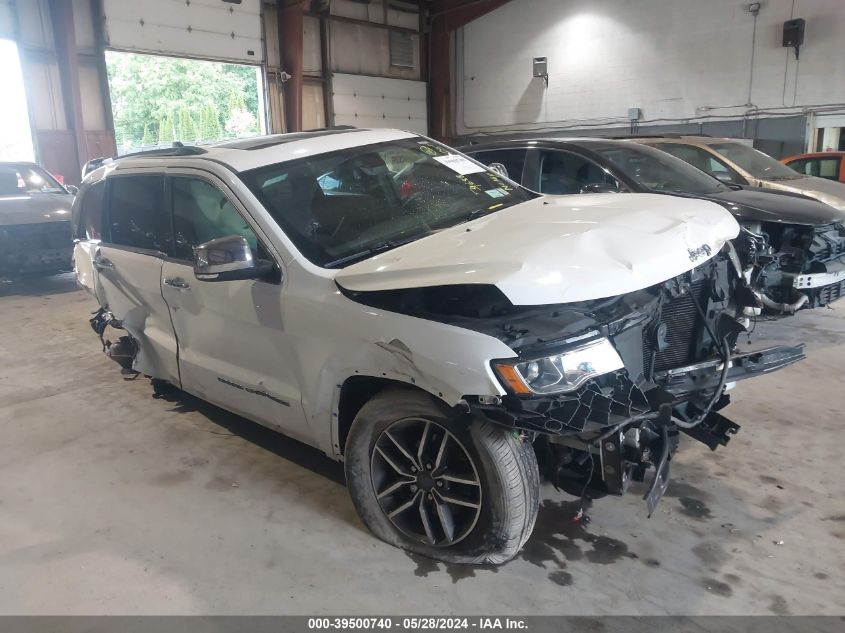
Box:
<box><xmin>72</xmin><ymin>128</ymin><xmax>803</xmax><ymax>564</ymax></box>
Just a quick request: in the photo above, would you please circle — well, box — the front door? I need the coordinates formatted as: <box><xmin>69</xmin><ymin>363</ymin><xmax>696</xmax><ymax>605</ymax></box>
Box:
<box><xmin>94</xmin><ymin>173</ymin><xmax>180</xmax><ymax>383</ymax></box>
<box><xmin>159</xmin><ymin>172</ymin><xmax>308</xmax><ymax>439</ymax></box>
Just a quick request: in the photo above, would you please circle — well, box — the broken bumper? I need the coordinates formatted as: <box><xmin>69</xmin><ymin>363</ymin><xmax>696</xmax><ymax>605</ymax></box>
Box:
<box><xmin>0</xmin><ymin>222</ymin><xmax>73</xmax><ymax>275</ymax></box>
<box><xmin>792</xmin><ymin>262</ymin><xmax>845</xmax><ymax>308</ymax></box>
<box><xmin>653</xmin><ymin>344</ymin><xmax>806</xmax><ymax>399</ymax></box>
<box><xmin>471</xmin><ymin>344</ymin><xmax>804</xmax><ymax>438</ymax></box>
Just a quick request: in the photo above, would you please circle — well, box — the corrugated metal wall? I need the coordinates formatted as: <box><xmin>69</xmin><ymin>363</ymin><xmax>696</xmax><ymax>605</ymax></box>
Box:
<box><xmin>317</xmin><ymin>0</ymin><xmax>428</xmax><ymax>134</ymax></box>
<box><xmin>12</xmin><ymin>0</ymin><xmax>115</xmax><ymax>184</ymax></box>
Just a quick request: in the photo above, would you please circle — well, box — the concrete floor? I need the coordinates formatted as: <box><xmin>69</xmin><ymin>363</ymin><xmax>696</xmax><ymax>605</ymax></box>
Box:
<box><xmin>0</xmin><ymin>273</ymin><xmax>843</xmax><ymax>615</ymax></box>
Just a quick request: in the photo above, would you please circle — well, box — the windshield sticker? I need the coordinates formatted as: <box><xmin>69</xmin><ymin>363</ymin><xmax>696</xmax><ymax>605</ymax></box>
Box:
<box><xmin>419</xmin><ymin>144</ymin><xmax>448</xmax><ymax>157</ymax></box>
<box><xmin>456</xmin><ymin>173</ymin><xmax>483</xmax><ymax>195</ymax></box>
<box><xmin>487</xmin><ymin>173</ymin><xmax>515</xmax><ymax>192</ymax></box>
<box><xmin>485</xmin><ymin>188</ymin><xmax>506</xmax><ymax>198</ymax></box>
<box><xmin>434</xmin><ymin>154</ymin><xmax>487</xmax><ymax>175</ymax></box>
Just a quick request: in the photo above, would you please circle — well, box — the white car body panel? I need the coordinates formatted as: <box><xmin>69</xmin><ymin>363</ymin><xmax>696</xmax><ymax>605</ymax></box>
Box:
<box><xmin>73</xmin><ymin>240</ymin><xmax>99</xmax><ymax>296</ymax></box>
<box><xmin>109</xmin><ymin>129</ymin><xmax>419</xmax><ymax>175</ymax></box>
<box><xmin>73</xmin><ymin>129</ymin><xmax>741</xmax><ymax>459</ymax></box>
<box><xmin>93</xmin><ymin>244</ymin><xmax>181</xmax><ymax>384</ymax></box>
<box><xmin>335</xmin><ymin>193</ymin><xmax>739</xmax><ymax>305</ymax></box>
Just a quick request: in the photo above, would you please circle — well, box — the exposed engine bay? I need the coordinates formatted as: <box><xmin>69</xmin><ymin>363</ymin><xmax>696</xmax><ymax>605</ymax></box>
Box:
<box><xmin>737</xmin><ymin>221</ymin><xmax>845</xmax><ymax>314</ymax></box>
<box><xmin>342</xmin><ymin>247</ymin><xmax>804</xmax><ymax>512</ymax></box>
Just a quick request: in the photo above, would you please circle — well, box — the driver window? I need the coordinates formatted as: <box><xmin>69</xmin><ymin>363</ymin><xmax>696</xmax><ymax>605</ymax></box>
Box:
<box><xmin>539</xmin><ymin>151</ymin><xmax>616</xmax><ymax>194</ymax></box>
<box><xmin>171</xmin><ymin>177</ymin><xmax>259</xmax><ymax>261</ymax></box>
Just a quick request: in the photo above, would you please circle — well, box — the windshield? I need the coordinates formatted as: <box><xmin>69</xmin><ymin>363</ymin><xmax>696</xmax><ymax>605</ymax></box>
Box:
<box><xmin>239</xmin><ymin>138</ymin><xmax>536</xmax><ymax>268</ymax></box>
<box><xmin>708</xmin><ymin>142</ymin><xmax>800</xmax><ymax>180</ymax></box>
<box><xmin>0</xmin><ymin>164</ymin><xmax>66</xmax><ymax>196</ymax></box>
<box><xmin>589</xmin><ymin>143</ymin><xmax>728</xmax><ymax>194</ymax></box>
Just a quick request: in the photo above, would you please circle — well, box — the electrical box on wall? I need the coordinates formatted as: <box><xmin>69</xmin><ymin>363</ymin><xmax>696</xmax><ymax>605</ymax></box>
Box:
<box><xmin>782</xmin><ymin>18</ymin><xmax>805</xmax><ymax>48</ymax></box>
<box><xmin>532</xmin><ymin>56</ymin><xmax>548</xmax><ymax>86</ymax></box>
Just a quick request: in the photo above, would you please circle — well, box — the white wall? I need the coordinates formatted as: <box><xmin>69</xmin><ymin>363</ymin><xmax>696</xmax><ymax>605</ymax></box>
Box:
<box><xmin>456</xmin><ymin>0</ymin><xmax>845</xmax><ymax>135</ymax></box>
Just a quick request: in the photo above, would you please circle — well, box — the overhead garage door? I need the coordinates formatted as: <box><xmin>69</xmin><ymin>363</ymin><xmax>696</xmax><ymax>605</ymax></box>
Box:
<box><xmin>332</xmin><ymin>73</ymin><xmax>427</xmax><ymax>135</ymax></box>
<box><xmin>102</xmin><ymin>0</ymin><xmax>263</xmax><ymax>63</ymax></box>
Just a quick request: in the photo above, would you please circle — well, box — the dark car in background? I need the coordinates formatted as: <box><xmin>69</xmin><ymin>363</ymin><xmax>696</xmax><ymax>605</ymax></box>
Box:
<box><xmin>0</xmin><ymin>162</ymin><xmax>75</xmax><ymax>276</ymax></box>
<box><xmin>462</xmin><ymin>138</ymin><xmax>845</xmax><ymax>314</ymax></box>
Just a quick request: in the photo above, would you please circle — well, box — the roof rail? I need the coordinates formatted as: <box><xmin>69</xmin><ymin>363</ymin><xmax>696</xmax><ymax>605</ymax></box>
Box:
<box><xmin>601</xmin><ymin>133</ymin><xmax>713</xmax><ymax>140</ymax></box>
<box><xmin>119</xmin><ymin>144</ymin><xmax>208</xmax><ymax>159</ymax></box>
<box><xmin>303</xmin><ymin>125</ymin><xmax>357</xmax><ymax>132</ymax></box>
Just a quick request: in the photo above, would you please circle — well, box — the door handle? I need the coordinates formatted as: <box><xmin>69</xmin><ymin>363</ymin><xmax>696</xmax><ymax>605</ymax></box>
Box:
<box><xmin>164</xmin><ymin>276</ymin><xmax>190</xmax><ymax>290</ymax></box>
<box><xmin>93</xmin><ymin>255</ymin><xmax>114</xmax><ymax>270</ymax></box>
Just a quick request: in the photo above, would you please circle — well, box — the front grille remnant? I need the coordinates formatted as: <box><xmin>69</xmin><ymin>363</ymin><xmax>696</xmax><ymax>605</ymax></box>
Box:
<box><xmin>652</xmin><ymin>280</ymin><xmax>706</xmax><ymax>373</ymax></box>
<box><xmin>476</xmin><ymin>372</ymin><xmax>652</xmax><ymax>436</ymax></box>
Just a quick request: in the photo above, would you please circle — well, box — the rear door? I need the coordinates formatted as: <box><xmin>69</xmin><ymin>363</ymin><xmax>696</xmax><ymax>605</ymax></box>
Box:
<box><xmin>94</xmin><ymin>173</ymin><xmax>180</xmax><ymax>383</ymax></box>
<box><xmin>73</xmin><ymin>179</ymin><xmax>107</xmax><ymax>300</ymax></box>
<box><xmin>159</xmin><ymin>170</ymin><xmax>308</xmax><ymax>438</ymax></box>
<box><xmin>535</xmin><ymin>150</ymin><xmax>621</xmax><ymax>194</ymax></box>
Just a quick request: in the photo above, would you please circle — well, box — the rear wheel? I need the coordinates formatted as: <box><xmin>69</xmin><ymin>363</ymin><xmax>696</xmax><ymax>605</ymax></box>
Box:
<box><xmin>344</xmin><ymin>387</ymin><xmax>539</xmax><ymax>564</ymax></box>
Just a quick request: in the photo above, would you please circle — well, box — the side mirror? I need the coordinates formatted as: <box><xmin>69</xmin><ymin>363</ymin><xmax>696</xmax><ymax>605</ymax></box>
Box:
<box><xmin>193</xmin><ymin>235</ymin><xmax>257</xmax><ymax>282</ymax></box>
<box><xmin>66</xmin><ymin>184</ymin><xmax>79</xmax><ymax>195</ymax></box>
<box><xmin>713</xmin><ymin>172</ymin><xmax>735</xmax><ymax>184</ymax></box>
<box><xmin>579</xmin><ymin>182</ymin><xmax>618</xmax><ymax>194</ymax></box>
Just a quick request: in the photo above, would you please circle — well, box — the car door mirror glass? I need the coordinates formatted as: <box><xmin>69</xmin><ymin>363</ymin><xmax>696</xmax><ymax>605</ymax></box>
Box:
<box><xmin>66</xmin><ymin>184</ymin><xmax>79</xmax><ymax>195</ymax></box>
<box><xmin>713</xmin><ymin>171</ymin><xmax>735</xmax><ymax>184</ymax></box>
<box><xmin>194</xmin><ymin>235</ymin><xmax>257</xmax><ymax>281</ymax></box>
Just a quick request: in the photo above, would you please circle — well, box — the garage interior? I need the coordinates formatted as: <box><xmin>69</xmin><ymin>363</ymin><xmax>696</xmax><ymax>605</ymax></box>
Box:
<box><xmin>1</xmin><ymin>0</ymin><xmax>844</xmax><ymax>618</ymax></box>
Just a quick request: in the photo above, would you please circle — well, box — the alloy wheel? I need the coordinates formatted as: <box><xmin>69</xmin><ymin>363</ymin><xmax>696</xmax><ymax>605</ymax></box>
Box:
<box><xmin>370</xmin><ymin>417</ymin><xmax>482</xmax><ymax>546</ymax></box>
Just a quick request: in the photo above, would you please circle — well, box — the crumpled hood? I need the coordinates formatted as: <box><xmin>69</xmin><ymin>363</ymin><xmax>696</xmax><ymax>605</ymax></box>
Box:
<box><xmin>335</xmin><ymin>193</ymin><xmax>740</xmax><ymax>306</ymax></box>
<box><xmin>761</xmin><ymin>176</ymin><xmax>845</xmax><ymax>212</ymax></box>
<box><xmin>0</xmin><ymin>193</ymin><xmax>74</xmax><ymax>226</ymax></box>
<box><xmin>702</xmin><ymin>187</ymin><xmax>845</xmax><ymax>226</ymax></box>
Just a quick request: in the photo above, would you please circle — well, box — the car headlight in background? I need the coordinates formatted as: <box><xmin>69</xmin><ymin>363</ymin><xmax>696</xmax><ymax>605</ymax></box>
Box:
<box><xmin>493</xmin><ymin>337</ymin><xmax>625</xmax><ymax>395</ymax></box>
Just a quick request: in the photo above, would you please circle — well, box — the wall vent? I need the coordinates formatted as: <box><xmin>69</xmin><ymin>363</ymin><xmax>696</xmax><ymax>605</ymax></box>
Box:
<box><xmin>389</xmin><ymin>31</ymin><xmax>415</xmax><ymax>68</ymax></box>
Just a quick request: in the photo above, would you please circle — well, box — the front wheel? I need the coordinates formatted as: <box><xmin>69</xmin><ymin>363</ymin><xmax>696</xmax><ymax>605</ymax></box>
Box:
<box><xmin>344</xmin><ymin>388</ymin><xmax>539</xmax><ymax>564</ymax></box>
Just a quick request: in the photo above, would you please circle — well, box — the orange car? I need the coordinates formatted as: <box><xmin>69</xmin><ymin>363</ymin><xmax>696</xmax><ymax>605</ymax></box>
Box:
<box><xmin>782</xmin><ymin>151</ymin><xmax>845</xmax><ymax>183</ymax></box>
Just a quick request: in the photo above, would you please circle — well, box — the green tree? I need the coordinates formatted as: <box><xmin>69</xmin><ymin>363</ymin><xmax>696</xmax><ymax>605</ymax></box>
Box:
<box><xmin>158</xmin><ymin>112</ymin><xmax>174</xmax><ymax>145</ymax></box>
<box><xmin>141</xmin><ymin>123</ymin><xmax>156</xmax><ymax>146</ymax></box>
<box><xmin>106</xmin><ymin>51</ymin><xmax>261</xmax><ymax>150</ymax></box>
<box><xmin>198</xmin><ymin>104</ymin><xmax>222</xmax><ymax>141</ymax></box>
<box><xmin>177</xmin><ymin>107</ymin><xmax>198</xmax><ymax>142</ymax></box>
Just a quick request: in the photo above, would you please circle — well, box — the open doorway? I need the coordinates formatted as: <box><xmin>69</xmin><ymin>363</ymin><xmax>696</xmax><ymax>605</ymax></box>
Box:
<box><xmin>105</xmin><ymin>51</ymin><xmax>266</xmax><ymax>155</ymax></box>
<box><xmin>0</xmin><ymin>39</ymin><xmax>35</xmax><ymax>162</ymax></box>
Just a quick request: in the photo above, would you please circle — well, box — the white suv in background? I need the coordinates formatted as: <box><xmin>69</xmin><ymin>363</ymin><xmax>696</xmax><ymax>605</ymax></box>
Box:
<box><xmin>72</xmin><ymin>129</ymin><xmax>803</xmax><ymax>564</ymax></box>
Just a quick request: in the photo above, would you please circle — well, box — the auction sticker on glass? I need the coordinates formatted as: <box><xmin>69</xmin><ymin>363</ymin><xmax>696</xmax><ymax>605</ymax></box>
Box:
<box><xmin>434</xmin><ymin>154</ymin><xmax>487</xmax><ymax>175</ymax></box>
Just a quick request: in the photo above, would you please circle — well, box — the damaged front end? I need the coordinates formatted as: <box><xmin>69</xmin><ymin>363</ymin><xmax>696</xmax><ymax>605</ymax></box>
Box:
<box><xmin>343</xmin><ymin>247</ymin><xmax>804</xmax><ymax>513</ymax></box>
<box><xmin>738</xmin><ymin>221</ymin><xmax>845</xmax><ymax>314</ymax></box>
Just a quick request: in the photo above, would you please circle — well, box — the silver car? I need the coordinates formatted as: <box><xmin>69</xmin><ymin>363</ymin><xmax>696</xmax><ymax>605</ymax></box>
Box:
<box><xmin>0</xmin><ymin>162</ymin><xmax>75</xmax><ymax>275</ymax></box>
<box><xmin>636</xmin><ymin>136</ymin><xmax>845</xmax><ymax>212</ymax></box>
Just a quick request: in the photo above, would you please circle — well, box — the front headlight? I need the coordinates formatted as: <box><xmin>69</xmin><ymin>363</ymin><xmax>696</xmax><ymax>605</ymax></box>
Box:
<box><xmin>493</xmin><ymin>337</ymin><xmax>625</xmax><ymax>395</ymax></box>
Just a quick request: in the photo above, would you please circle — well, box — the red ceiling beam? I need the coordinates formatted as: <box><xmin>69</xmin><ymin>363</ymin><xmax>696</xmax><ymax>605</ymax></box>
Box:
<box><xmin>427</xmin><ymin>0</ymin><xmax>510</xmax><ymax>141</ymax></box>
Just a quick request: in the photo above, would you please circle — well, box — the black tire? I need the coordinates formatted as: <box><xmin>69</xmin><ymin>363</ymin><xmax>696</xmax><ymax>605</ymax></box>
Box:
<box><xmin>344</xmin><ymin>387</ymin><xmax>539</xmax><ymax>565</ymax></box>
